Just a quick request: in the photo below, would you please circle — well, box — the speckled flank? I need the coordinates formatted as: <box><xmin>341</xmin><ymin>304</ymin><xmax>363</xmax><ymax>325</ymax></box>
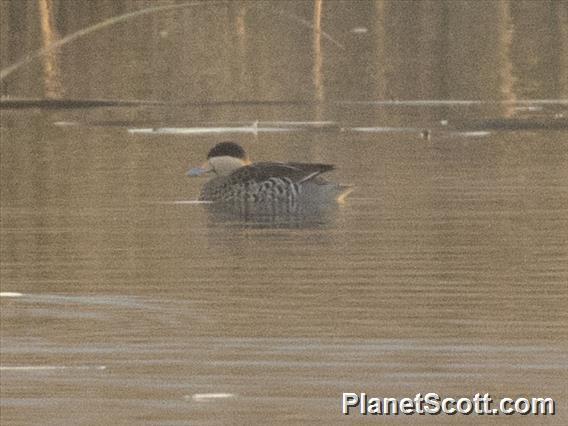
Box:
<box><xmin>199</xmin><ymin>162</ymin><xmax>351</xmax><ymax>209</ymax></box>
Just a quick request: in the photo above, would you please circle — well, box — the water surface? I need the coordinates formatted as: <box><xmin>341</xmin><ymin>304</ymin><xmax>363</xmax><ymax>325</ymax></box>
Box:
<box><xmin>1</xmin><ymin>1</ymin><xmax>567</xmax><ymax>424</ymax></box>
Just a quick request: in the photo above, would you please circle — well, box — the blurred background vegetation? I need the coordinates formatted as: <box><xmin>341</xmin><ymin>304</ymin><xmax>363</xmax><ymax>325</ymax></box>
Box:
<box><xmin>1</xmin><ymin>0</ymin><xmax>567</xmax><ymax>103</ymax></box>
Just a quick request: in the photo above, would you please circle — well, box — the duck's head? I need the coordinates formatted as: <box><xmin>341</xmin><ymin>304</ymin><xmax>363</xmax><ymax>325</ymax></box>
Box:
<box><xmin>187</xmin><ymin>142</ymin><xmax>251</xmax><ymax>177</ymax></box>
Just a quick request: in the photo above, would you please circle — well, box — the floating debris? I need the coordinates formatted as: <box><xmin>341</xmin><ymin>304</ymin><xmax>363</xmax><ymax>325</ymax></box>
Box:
<box><xmin>420</xmin><ymin>129</ymin><xmax>431</xmax><ymax>141</ymax></box>
<box><xmin>455</xmin><ymin>117</ymin><xmax>568</xmax><ymax>131</ymax></box>
<box><xmin>53</xmin><ymin>121</ymin><xmax>80</xmax><ymax>126</ymax></box>
<box><xmin>0</xmin><ymin>365</ymin><xmax>107</xmax><ymax>371</ymax></box>
<box><xmin>0</xmin><ymin>293</ymin><xmax>146</xmax><ymax>309</ymax></box>
<box><xmin>347</xmin><ymin>127</ymin><xmax>420</xmax><ymax>133</ymax></box>
<box><xmin>338</xmin><ymin>99</ymin><xmax>568</xmax><ymax>106</ymax></box>
<box><xmin>457</xmin><ymin>131</ymin><xmax>492</xmax><ymax>137</ymax></box>
<box><xmin>350</xmin><ymin>27</ymin><xmax>368</xmax><ymax>34</ymax></box>
<box><xmin>128</xmin><ymin>126</ymin><xmax>296</xmax><ymax>136</ymax></box>
<box><xmin>0</xmin><ymin>292</ymin><xmax>23</xmax><ymax>297</ymax></box>
<box><xmin>255</xmin><ymin>120</ymin><xmax>337</xmax><ymax>128</ymax></box>
<box><xmin>514</xmin><ymin>106</ymin><xmax>544</xmax><ymax>112</ymax></box>
<box><xmin>189</xmin><ymin>393</ymin><xmax>235</xmax><ymax>402</ymax></box>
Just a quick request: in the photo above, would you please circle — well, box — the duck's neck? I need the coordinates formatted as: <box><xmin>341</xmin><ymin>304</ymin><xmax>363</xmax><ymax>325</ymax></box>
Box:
<box><xmin>209</xmin><ymin>156</ymin><xmax>247</xmax><ymax>176</ymax></box>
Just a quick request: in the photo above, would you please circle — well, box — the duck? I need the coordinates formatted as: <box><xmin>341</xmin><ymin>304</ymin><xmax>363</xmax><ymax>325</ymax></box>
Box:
<box><xmin>187</xmin><ymin>142</ymin><xmax>352</xmax><ymax>210</ymax></box>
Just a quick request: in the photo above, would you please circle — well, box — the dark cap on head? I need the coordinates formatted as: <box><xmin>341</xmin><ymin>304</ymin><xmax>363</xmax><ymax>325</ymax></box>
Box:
<box><xmin>207</xmin><ymin>142</ymin><xmax>247</xmax><ymax>160</ymax></box>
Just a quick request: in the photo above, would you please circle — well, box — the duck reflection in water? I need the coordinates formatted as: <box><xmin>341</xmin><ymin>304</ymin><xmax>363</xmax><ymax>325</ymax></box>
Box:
<box><xmin>187</xmin><ymin>142</ymin><xmax>353</xmax><ymax>227</ymax></box>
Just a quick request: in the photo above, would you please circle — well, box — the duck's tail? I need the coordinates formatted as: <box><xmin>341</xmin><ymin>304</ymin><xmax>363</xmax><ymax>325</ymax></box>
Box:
<box><xmin>336</xmin><ymin>185</ymin><xmax>355</xmax><ymax>204</ymax></box>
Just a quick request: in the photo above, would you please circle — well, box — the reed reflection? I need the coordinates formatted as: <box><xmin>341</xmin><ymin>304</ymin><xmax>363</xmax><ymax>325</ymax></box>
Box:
<box><xmin>313</xmin><ymin>0</ymin><xmax>324</xmax><ymax>103</ymax></box>
<box><xmin>235</xmin><ymin>2</ymin><xmax>248</xmax><ymax>95</ymax></box>
<box><xmin>204</xmin><ymin>202</ymin><xmax>340</xmax><ymax>230</ymax></box>
<box><xmin>38</xmin><ymin>0</ymin><xmax>63</xmax><ymax>98</ymax></box>
<box><xmin>497</xmin><ymin>0</ymin><xmax>515</xmax><ymax>117</ymax></box>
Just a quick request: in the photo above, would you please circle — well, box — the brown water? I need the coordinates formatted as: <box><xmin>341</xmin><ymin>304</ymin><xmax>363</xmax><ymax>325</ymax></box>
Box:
<box><xmin>1</xmin><ymin>1</ymin><xmax>568</xmax><ymax>424</ymax></box>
